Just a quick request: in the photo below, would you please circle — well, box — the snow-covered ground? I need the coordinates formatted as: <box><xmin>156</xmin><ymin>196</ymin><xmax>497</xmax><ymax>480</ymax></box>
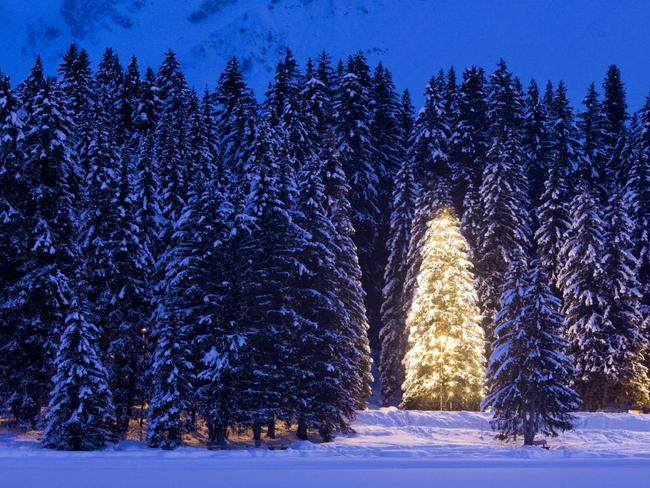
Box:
<box><xmin>1</xmin><ymin>409</ymin><xmax>650</xmax><ymax>487</ymax></box>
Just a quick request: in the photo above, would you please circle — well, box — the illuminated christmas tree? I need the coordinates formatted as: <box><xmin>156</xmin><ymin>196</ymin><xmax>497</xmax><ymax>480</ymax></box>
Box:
<box><xmin>401</xmin><ymin>208</ymin><xmax>486</xmax><ymax>410</ymax></box>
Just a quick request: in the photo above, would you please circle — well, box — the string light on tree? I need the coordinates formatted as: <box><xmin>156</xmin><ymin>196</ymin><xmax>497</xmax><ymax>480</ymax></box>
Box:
<box><xmin>401</xmin><ymin>207</ymin><xmax>486</xmax><ymax>411</ymax></box>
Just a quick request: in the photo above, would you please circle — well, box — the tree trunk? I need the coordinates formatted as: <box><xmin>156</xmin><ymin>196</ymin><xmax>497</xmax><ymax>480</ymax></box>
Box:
<box><xmin>253</xmin><ymin>422</ymin><xmax>262</xmax><ymax>448</ymax></box>
<box><xmin>138</xmin><ymin>401</ymin><xmax>145</xmax><ymax>442</ymax></box>
<box><xmin>165</xmin><ymin>426</ymin><xmax>177</xmax><ymax>450</ymax></box>
<box><xmin>266</xmin><ymin>418</ymin><xmax>276</xmax><ymax>439</ymax></box>
<box><xmin>188</xmin><ymin>407</ymin><xmax>197</xmax><ymax>432</ymax></box>
<box><xmin>319</xmin><ymin>424</ymin><xmax>333</xmax><ymax>442</ymax></box>
<box><xmin>601</xmin><ymin>382</ymin><xmax>610</xmax><ymax>412</ymax></box>
<box><xmin>124</xmin><ymin>357</ymin><xmax>137</xmax><ymax>433</ymax></box>
<box><xmin>296</xmin><ymin>419</ymin><xmax>308</xmax><ymax>440</ymax></box>
<box><xmin>215</xmin><ymin>425</ymin><xmax>227</xmax><ymax>445</ymax></box>
<box><xmin>523</xmin><ymin>425</ymin><xmax>535</xmax><ymax>446</ymax></box>
<box><xmin>120</xmin><ymin>389</ymin><xmax>134</xmax><ymax>434</ymax></box>
<box><xmin>207</xmin><ymin>423</ymin><xmax>228</xmax><ymax>449</ymax></box>
<box><xmin>523</xmin><ymin>411</ymin><xmax>536</xmax><ymax>446</ymax></box>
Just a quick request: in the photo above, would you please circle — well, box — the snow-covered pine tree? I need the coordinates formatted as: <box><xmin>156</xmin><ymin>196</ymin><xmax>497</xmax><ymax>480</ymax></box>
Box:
<box><xmin>155</xmin><ymin>51</ymin><xmax>191</xmax><ymax>229</ymax></box>
<box><xmin>369</xmin><ymin>64</ymin><xmax>403</xmax><ymax>346</ymax></box>
<box><xmin>132</xmin><ymin>67</ymin><xmax>160</xmax><ymax>136</ymax></box>
<box><xmin>398</xmin><ymin>89</ymin><xmax>415</xmax><ymax>153</ymax></box>
<box><xmin>521</xmin><ymin>80</ymin><xmax>550</xmax><ymax>213</ymax></box>
<box><xmin>85</xmin><ymin>50</ymin><xmax>128</xmax><ymax>321</ymax></box>
<box><xmin>57</xmin><ymin>44</ymin><xmax>94</xmax><ymax>186</ymax></box>
<box><xmin>476</xmin><ymin>60</ymin><xmax>531</xmax><ymax>347</ymax></box>
<box><xmin>601</xmin><ymin>189</ymin><xmax>650</xmax><ymax>406</ymax></box>
<box><xmin>540</xmin><ymin>80</ymin><xmax>553</xmax><ymax>108</ymax></box>
<box><xmin>455</xmin><ymin>68</ymin><xmax>488</xmax><ymax>256</ymax></box>
<box><xmin>597</xmin><ymin>65</ymin><xmax>629</xmax><ymax>197</ymax></box>
<box><xmin>148</xmin><ymin>94</ymin><xmax>221</xmax><ymax>444</ymax></box>
<box><xmin>401</xmin><ymin>208</ymin><xmax>485</xmax><ymax>410</ymax></box>
<box><xmin>114</xmin><ymin>55</ymin><xmax>143</xmax><ymax>175</ymax></box>
<box><xmin>175</xmin><ymin>88</ymin><xmax>221</xmax><ymax>429</ymax></box>
<box><xmin>486</xmin><ymin>60</ymin><xmax>526</xmax><ymax>133</ymax></box>
<box><xmin>316</xmin><ymin>51</ymin><xmax>337</xmax><ymax>93</ymax></box>
<box><xmin>301</xmin><ymin>53</ymin><xmax>335</xmax><ymax>152</ymax></box>
<box><xmin>147</xmin><ymin>275</ymin><xmax>194</xmax><ymax>449</ymax></box>
<box><xmin>514</xmin><ymin>76</ymin><xmax>526</xmax><ymax>105</ymax></box>
<box><xmin>402</xmin><ymin>77</ymin><xmax>451</xmax><ymax>338</ymax></box>
<box><xmin>1</xmin><ymin>59</ymin><xmax>45</xmax><ymax>314</ymax></box>
<box><xmin>0</xmin><ymin>73</ymin><xmax>25</xmax><ymax>409</ymax></box>
<box><xmin>370</xmin><ymin>63</ymin><xmax>402</xmax><ymax>187</ymax></box>
<box><xmin>234</xmin><ymin>121</ymin><xmax>310</xmax><ymax>445</ymax></box>
<box><xmin>118</xmin><ymin>56</ymin><xmax>141</xmax><ymax>147</ymax></box>
<box><xmin>484</xmin><ymin>253</ymin><xmax>527</xmax><ymax>429</ymax></box>
<box><xmin>632</xmin><ymin>97</ymin><xmax>650</xmax><ymax>337</ymax></box>
<box><xmin>106</xmin><ymin>122</ymin><xmax>155</xmax><ymax>436</ymax></box>
<box><xmin>95</xmin><ymin>48</ymin><xmax>125</xmax><ymax>147</ymax></box>
<box><xmin>321</xmin><ymin>132</ymin><xmax>373</xmax><ymax>410</ymax></box>
<box><xmin>484</xmin><ymin>256</ymin><xmax>579</xmax><ymax>445</ymax></box>
<box><xmin>557</xmin><ymin>183</ymin><xmax>610</xmax><ymax>410</ymax></box>
<box><xmin>535</xmin><ymin>160</ymin><xmax>570</xmax><ymax>287</ymax></box>
<box><xmin>168</xmin><ymin>87</ymin><xmax>231</xmax><ymax>444</ymax></box>
<box><xmin>263</xmin><ymin>54</ymin><xmax>292</xmax><ymax>124</ymax></box>
<box><xmin>378</xmin><ymin>89</ymin><xmax>415</xmax><ymax>407</ymax></box>
<box><xmin>547</xmin><ymin>82</ymin><xmax>585</xmax><ymax>181</ymax></box>
<box><xmin>264</xmin><ymin>49</ymin><xmax>313</xmax><ymax>167</ymax></box>
<box><xmin>122</xmin><ymin>132</ymin><xmax>161</xmax><ymax>423</ymax></box>
<box><xmin>0</xmin><ymin>72</ymin><xmax>24</xmax><ymax>289</ymax></box>
<box><xmin>58</xmin><ymin>44</ymin><xmax>94</xmax><ymax>121</ymax></box>
<box><xmin>132</xmin><ymin>132</ymin><xmax>162</xmax><ymax>269</ymax></box>
<box><xmin>80</xmin><ymin>86</ymin><xmax>122</xmax><ymax>352</ymax></box>
<box><xmin>449</xmin><ymin>66</ymin><xmax>488</xmax><ymax>215</ymax></box>
<box><xmin>184</xmin><ymin>89</ymin><xmax>203</xmax><ymax>167</ymax></box>
<box><xmin>147</xmin><ymin>157</ymin><xmax>213</xmax><ymax>448</ymax></box>
<box><xmin>379</xmin><ymin>156</ymin><xmax>416</xmax><ymax>406</ymax></box>
<box><xmin>602</xmin><ymin>65</ymin><xmax>628</xmax><ymax>155</ymax></box>
<box><xmin>534</xmin><ymin>82</ymin><xmax>583</xmax><ymax>284</ymax></box>
<box><xmin>213</xmin><ymin>57</ymin><xmax>257</xmax><ymax>191</ymax></box>
<box><xmin>43</xmin><ymin>283</ymin><xmax>115</xmax><ymax>451</ymax></box>
<box><xmin>198</xmin><ymin>89</ymin><xmax>221</xmax><ymax>174</ymax></box>
<box><xmin>1</xmin><ymin>75</ymin><xmax>78</xmax><ymax>426</ymax></box>
<box><xmin>293</xmin><ymin>154</ymin><xmax>358</xmax><ymax>440</ymax></box>
<box><xmin>443</xmin><ymin>67</ymin><xmax>458</xmax><ymax>122</ymax></box>
<box><xmin>614</xmin><ymin>117</ymin><xmax>638</xmax><ymax>192</ymax></box>
<box><xmin>410</xmin><ymin>76</ymin><xmax>451</xmax><ymax>185</ymax></box>
<box><xmin>194</xmin><ymin>176</ymin><xmax>245</xmax><ymax>447</ymax></box>
<box><xmin>16</xmin><ymin>56</ymin><xmax>46</xmax><ymax>107</ymax></box>
<box><xmin>396</xmin><ymin>89</ymin><xmax>415</xmax><ymax>180</ymax></box>
<box><xmin>334</xmin><ymin>53</ymin><xmax>384</xmax><ymax>349</ymax></box>
<box><xmin>334</xmin><ymin>59</ymin><xmax>345</xmax><ymax>93</ymax></box>
<box><xmin>191</xmin><ymin>91</ymin><xmax>259</xmax><ymax>442</ymax></box>
<box><xmin>347</xmin><ymin>52</ymin><xmax>373</xmax><ymax>90</ymax></box>
<box><xmin>578</xmin><ymin>83</ymin><xmax>608</xmax><ymax>192</ymax></box>
<box><xmin>150</xmin><ymin>58</ymin><xmax>193</xmax><ymax>387</ymax></box>
<box><xmin>461</xmin><ymin>182</ymin><xmax>482</xmax><ymax>263</ymax></box>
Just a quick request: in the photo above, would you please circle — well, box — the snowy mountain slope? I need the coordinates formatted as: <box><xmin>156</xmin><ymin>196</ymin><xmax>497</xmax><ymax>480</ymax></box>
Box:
<box><xmin>0</xmin><ymin>0</ymin><xmax>412</xmax><ymax>91</ymax></box>
<box><xmin>1</xmin><ymin>1</ymin><xmax>650</xmax><ymax>106</ymax></box>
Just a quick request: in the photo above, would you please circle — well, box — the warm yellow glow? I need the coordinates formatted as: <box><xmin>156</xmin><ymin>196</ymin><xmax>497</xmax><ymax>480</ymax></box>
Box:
<box><xmin>401</xmin><ymin>208</ymin><xmax>486</xmax><ymax>411</ymax></box>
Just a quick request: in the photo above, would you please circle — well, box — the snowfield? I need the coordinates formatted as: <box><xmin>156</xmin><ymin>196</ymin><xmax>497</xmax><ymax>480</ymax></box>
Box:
<box><xmin>1</xmin><ymin>409</ymin><xmax>650</xmax><ymax>487</ymax></box>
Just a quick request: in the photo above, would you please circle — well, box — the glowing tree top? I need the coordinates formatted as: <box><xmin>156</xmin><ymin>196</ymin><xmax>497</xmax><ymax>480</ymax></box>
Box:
<box><xmin>401</xmin><ymin>207</ymin><xmax>486</xmax><ymax>411</ymax></box>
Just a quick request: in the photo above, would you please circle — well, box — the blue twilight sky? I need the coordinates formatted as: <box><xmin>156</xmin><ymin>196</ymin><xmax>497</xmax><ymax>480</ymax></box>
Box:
<box><xmin>411</xmin><ymin>0</ymin><xmax>650</xmax><ymax>109</ymax></box>
<box><xmin>1</xmin><ymin>0</ymin><xmax>650</xmax><ymax>109</ymax></box>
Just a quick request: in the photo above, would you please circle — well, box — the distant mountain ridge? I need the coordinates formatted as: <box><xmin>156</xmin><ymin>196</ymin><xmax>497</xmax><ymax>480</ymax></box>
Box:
<box><xmin>1</xmin><ymin>0</ymin><xmax>649</xmax><ymax>107</ymax></box>
<box><xmin>0</xmin><ymin>0</ymin><xmax>386</xmax><ymax>94</ymax></box>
